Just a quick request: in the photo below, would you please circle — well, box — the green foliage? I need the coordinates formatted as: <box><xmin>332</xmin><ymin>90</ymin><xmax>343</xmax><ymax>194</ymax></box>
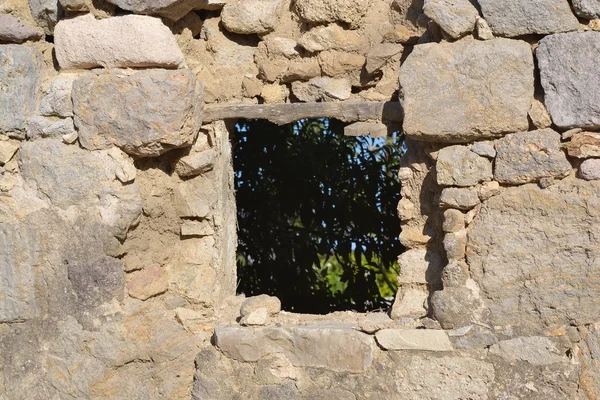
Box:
<box><xmin>234</xmin><ymin>118</ymin><xmax>404</xmax><ymax>314</ymax></box>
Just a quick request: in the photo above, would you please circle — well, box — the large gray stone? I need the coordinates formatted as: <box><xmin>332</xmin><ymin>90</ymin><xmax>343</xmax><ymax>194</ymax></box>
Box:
<box><xmin>477</xmin><ymin>0</ymin><xmax>579</xmax><ymax>37</ymax></box>
<box><xmin>221</xmin><ymin>0</ymin><xmax>282</xmax><ymax>35</ymax></box>
<box><xmin>54</xmin><ymin>14</ymin><xmax>184</xmax><ymax>70</ymax></box>
<box><xmin>538</xmin><ymin>32</ymin><xmax>600</xmax><ymax>130</ymax></box>
<box><xmin>105</xmin><ymin>0</ymin><xmax>228</xmax><ymax>20</ymax></box>
<box><xmin>580</xmin><ymin>158</ymin><xmax>600</xmax><ymax>181</ymax></box>
<box><xmin>294</xmin><ymin>0</ymin><xmax>369</xmax><ymax>29</ymax></box>
<box><xmin>436</xmin><ymin>145</ymin><xmax>492</xmax><ymax>187</ymax></box>
<box><xmin>0</xmin><ymin>15</ymin><xmax>41</xmax><ymax>43</ymax></box>
<box><xmin>494</xmin><ymin>129</ymin><xmax>571</xmax><ymax>185</ymax></box>
<box><xmin>573</xmin><ymin>0</ymin><xmax>600</xmax><ymax>19</ymax></box>
<box><xmin>73</xmin><ymin>69</ymin><xmax>202</xmax><ymax>157</ymax></box>
<box><xmin>400</xmin><ymin>38</ymin><xmax>534</xmax><ymax>143</ymax></box>
<box><xmin>467</xmin><ymin>178</ymin><xmax>600</xmax><ymax>333</ymax></box>
<box><xmin>19</xmin><ymin>140</ymin><xmax>142</xmax><ymax>238</ymax></box>
<box><xmin>423</xmin><ymin>0</ymin><xmax>479</xmax><ymax>39</ymax></box>
<box><xmin>29</xmin><ymin>0</ymin><xmax>64</xmax><ymax>34</ymax></box>
<box><xmin>0</xmin><ymin>45</ymin><xmax>43</xmax><ymax>139</ymax></box>
<box><xmin>214</xmin><ymin>325</ymin><xmax>374</xmax><ymax>373</ymax></box>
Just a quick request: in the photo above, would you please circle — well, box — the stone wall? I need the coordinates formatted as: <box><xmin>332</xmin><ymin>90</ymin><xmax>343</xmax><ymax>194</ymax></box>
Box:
<box><xmin>2</xmin><ymin>0</ymin><xmax>600</xmax><ymax>398</ymax></box>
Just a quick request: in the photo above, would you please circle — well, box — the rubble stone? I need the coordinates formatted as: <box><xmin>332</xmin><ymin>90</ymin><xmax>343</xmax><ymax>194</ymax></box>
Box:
<box><xmin>0</xmin><ymin>15</ymin><xmax>41</xmax><ymax>43</ymax></box>
<box><xmin>436</xmin><ymin>145</ymin><xmax>493</xmax><ymax>187</ymax></box>
<box><xmin>423</xmin><ymin>0</ymin><xmax>479</xmax><ymax>39</ymax></box>
<box><xmin>221</xmin><ymin>0</ymin><xmax>281</xmax><ymax>35</ymax></box>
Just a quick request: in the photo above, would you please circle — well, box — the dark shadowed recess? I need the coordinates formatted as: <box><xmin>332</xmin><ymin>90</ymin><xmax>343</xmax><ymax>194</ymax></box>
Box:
<box><xmin>233</xmin><ymin>118</ymin><xmax>404</xmax><ymax>314</ymax></box>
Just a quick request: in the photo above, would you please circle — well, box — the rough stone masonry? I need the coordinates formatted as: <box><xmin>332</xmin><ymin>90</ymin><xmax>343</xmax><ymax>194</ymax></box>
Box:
<box><xmin>1</xmin><ymin>0</ymin><xmax>600</xmax><ymax>398</ymax></box>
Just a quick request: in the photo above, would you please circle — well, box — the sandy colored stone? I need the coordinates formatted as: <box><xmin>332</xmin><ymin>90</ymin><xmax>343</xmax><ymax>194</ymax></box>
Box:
<box><xmin>494</xmin><ymin>129</ymin><xmax>571</xmax><ymax>184</ymax></box>
<box><xmin>344</xmin><ymin>122</ymin><xmax>387</xmax><ymax>138</ymax></box>
<box><xmin>39</xmin><ymin>73</ymin><xmax>79</xmax><ymax>118</ymax></box>
<box><xmin>563</xmin><ymin>132</ymin><xmax>600</xmax><ymax>158</ymax></box>
<box><xmin>260</xmin><ymin>83</ymin><xmax>289</xmax><ymax>103</ymax></box>
<box><xmin>477</xmin><ymin>0</ymin><xmax>579</xmax><ymax>37</ymax></box>
<box><xmin>180</xmin><ymin>219</ymin><xmax>214</xmax><ymax>237</ymax></box>
<box><xmin>443</xmin><ymin>209</ymin><xmax>465</xmax><ymax>233</ymax></box>
<box><xmin>128</xmin><ymin>264</ymin><xmax>168</xmax><ymax>300</ymax></box>
<box><xmin>298</xmin><ymin>24</ymin><xmax>369</xmax><ymax>53</ymax></box>
<box><xmin>221</xmin><ymin>0</ymin><xmax>281</xmax><ymax>35</ymax></box>
<box><xmin>439</xmin><ymin>188</ymin><xmax>480</xmax><ymax>210</ymax></box>
<box><xmin>365</xmin><ymin>43</ymin><xmax>403</xmax><ymax>75</ymax></box>
<box><xmin>468</xmin><ymin>178</ymin><xmax>600</xmax><ymax>333</ymax></box>
<box><xmin>529</xmin><ymin>98</ymin><xmax>553</xmax><ymax>129</ymax></box>
<box><xmin>239</xmin><ymin>308</ymin><xmax>269</xmax><ymax>326</ymax></box>
<box><xmin>0</xmin><ymin>139</ymin><xmax>19</xmax><ymax>165</ymax></box>
<box><xmin>538</xmin><ymin>32</ymin><xmax>600</xmax><ymax>130</ymax></box>
<box><xmin>397</xmin><ymin>248</ymin><xmax>443</xmax><ymax>285</ymax></box>
<box><xmin>400</xmin><ymin>38</ymin><xmax>533</xmax><ymax>143</ymax></box>
<box><xmin>423</xmin><ymin>0</ymin><xmax>479</xmax><ymax>39</ymax></box>
<box><xmin>436</xmin><ymin>145</ymin><xmax>493</xmax><ymax>187</ymax></box>
<box><xmin>54</xmin><ymin>14</ymin><xmax>184</xmax><ymax>70</ymax></box>
<box><xmin>375</xmin><ymin>329</ymin><xmax>453</xmax><ymax>351</ymax></box>
<box><xmin>0</xmin><ymin>14</ymin><xmax>41</xmax><ymax>43</ymax></box>
<box><xmin>475</xmin><ymin>17</ymin><xmax>494</xmax><ymax>40</ymax></box>
<box><xmin>240</xmin><ymin>294</ymin><xmax>281</xmax><ymax>316</ymax></box>
<box><xmin>73</xmin><ymin>69</ymin><xmax>201</xmax><ymax>157</ymax></box>
<box><xmin>478</xmin><ymin>181</ymin><xmax>500</xmax><ymax>201</ymax></box>
<box><xmin>282</xmin><ymin>60</ymin><xmax>321</xmax><ymax>83</ymax></box>
<box><xmin>292</xmin><ymin>77</ymin><xmax>351</xmax><ymax>102</ymax></box>
<box><xmin>174</xmin><ymin>175</ymin><xmax>217</xmax><ymax>218</ymax></box>
<box><xmin>294</xmin><ymin>0</ymin><xmax>369</xmax><ymax>28</ymax></box>
<box><xmin>175</xmin><ymin>149</ymin><xmax>216</xmax><ymax>178</ymax></box>
<box><xmin>391</xmin><ymin>286</ymin><xmax>428</xmax><ymax>318</ymax></box>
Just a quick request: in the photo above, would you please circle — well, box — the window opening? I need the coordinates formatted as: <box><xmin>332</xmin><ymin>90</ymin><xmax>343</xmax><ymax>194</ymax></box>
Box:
<box><xmin>233</xmin><ymin>118</ymin><xmax>404</xmax><ymax>314</ymax></box>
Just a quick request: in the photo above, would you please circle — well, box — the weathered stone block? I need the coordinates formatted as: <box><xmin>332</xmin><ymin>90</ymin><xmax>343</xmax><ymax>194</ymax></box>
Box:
<box><xmin>0</xmin><ymin>139</ymin><xmax>19</xmax><ymax>166</ymax></box>
<box><xmin>54</xmin><ymin>14</ymin><xmax>184</xmax><ymax>70</ymax></box>
<box><xmin>240</xmin><ymin>294</ymin><xmax>281</xmax><ymax>317</ymax></box>
<box><xmin>443</xmin><ymin>209</ymin><xmax>465</xmax><ymax>233</ymax></box>
<box><xmin>489</xmin><ymin>337</ymin><xmax>565</xmax><ymax>366</ymax></box>
<box><xmin>29</xmin><ymin>0</ymin><xmax>63</xmax><ymax>34</ymax></box>
<box><xmin>221</xmin><ymin>0</ymin><xmax>281</xmax><ymax>35</ymax></box>
<box><xmin>397</xmin><ymin>248</ymin><xmax>443</xmax><ymax>285</ymax></box>
<box><xmin>105</xmin><ymin>0</ymin><xmax>227</xmax><ymax>21</ymax></box>
<box><xmin>0</xmin><ymin>45</ymin><xmax>43</xmax><ymax>139</ymax></box>
<box><xmin>73</xmin><ymin>69</ymin><xmax>202</xmax><ymax>157</ymax></box>
<box><xmin>538</xmin><ymin>32</ymin><xmax>600</xmax><ymax>130</ymax></box>
<box><xmin>467</xmin><ymin>179</ymin><xmax>600</xmax><ymax>333</ymax></box>
<box><xmin>439</xmin><ymin>187</ymin><xmax>480</xmax><ymax>210</ymax></box>
<box><xmin>344</xmin><ymin>122</ymin><xmax>388</xmax><ymax>138</ymax></box>
<box><xmin>400</xmin><ymin>38</ymin><xmax>534</xmax><ymax>143</ymax></box>
<box><xmin>0</xmin><ymin>15</ymin><xmax>41</xmax><ymax>43</ymax></box>
<box><xmin>477</xmin><ymin>0</ymin><xmax>579</xmax><ymax>37</ymax></box>
<box><xmin>292</xmin><ymin>77</ymin><xmax>351</xmax><ymax>102</ymax></box>
<box><xmin>174</xmin><ymin>175</ymin><xmax>217</xmax><ymax>218</ymax></box>
<box><xmin>0</xmin><ymin>223</ymin><xmax>37</xmax><ymax>322</ymax></box>
<box><xmin>68</xmin><ymin>256</ymin><xmax>125</xmax><ymax>307</ymax></box>
<box><xmin>214</xmin><ymin>325</ymin><xmax>374</xmax><ymax>372</ymax></box>
<box><xmin>298</xmin><ymin>24</ymin><xmax>369</xmax><ymax>53</ymax></box>
<box><xmin>26</xmin><ymin>116</ymin><xmax>76</xmax><ymax>139</ymax></box>
<box><xmin>375</xmin><ymin>329</ymin><xmax>453</xmax><ymax>351</ymax></box>
<box><xmin>573</xmin><ymin>0</ymin><xmax>600</xmax><ymax>19</ymax></box>
<box><xmin>436</xmin><ymin>145</ymin><xmax>493</xmax><ymax>187</ymax></box>
<box><xmin>563</xmin><ymin>132</ymin><xmax>600</xmax><ymax>158</ymax></box>
<box><xmin>365</xmin><ymin>43</ymin><xmax>403</xmax><ymax>75</ymax></box>
<box><xmin>127</xmin><ymin>264</ymin><xmax>168</xmax><ymax>300</ymax></box>
<box><xmin>470</xmin><ymin>142</ymin><xmax>496</xmax><ymax>158</ymax></box>
<box><xmin>423</xmin><ymin>0</ymin><xmax>479</xmax><ymax>39</ymax></box>
<box><xmin>39</xmin><ymin>73</ymin><xmax>78</xmax><ymax>118</ymax></box>
<box><xmin>494</xmin><ymin>129</ymin><xmax>571</xmax><ymax>185</ymax></box>
<box><xmin>19</xmin><ymin>140</ymin><xmax>142</xmax><ymax>238</ymax></box>
<box><xmin>294</xmin><ymin>0</ymin><xmax>368</xmax><ymax>28</ymax></box>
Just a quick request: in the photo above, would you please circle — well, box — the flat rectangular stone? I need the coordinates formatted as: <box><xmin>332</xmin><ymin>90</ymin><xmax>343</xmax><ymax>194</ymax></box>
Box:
<box><xmin>54</xmin><ymin>14</ymin><xmax>184</xmax><ymax>70</ymax></box>
<box><xmin>538</xmin><ymin>32</ymin><xmax>600</xmax><ymax>130</ymax></box>
<box><xmin>0</xmin><ymin>45</ymin><xmax>43</xmax><ymax>139</ymax></box>
<box><xmin>214</xmin><ymin>325</ymin><xmax>374</xmax><ymax>372</ymax></box>
<box><xmin>400</xmin><ymin>38</ymin><xmax>533</xmax><ymax>143</ymax></box>
<box><xmin>375</xmin><ymin>329</ymin><xmax>453</xmax><ymax>351</ymax></box>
